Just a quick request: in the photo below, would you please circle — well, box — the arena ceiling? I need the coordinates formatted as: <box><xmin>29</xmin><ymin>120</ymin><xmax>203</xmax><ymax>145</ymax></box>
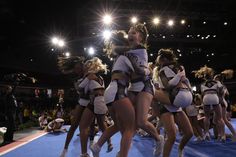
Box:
<box><xmin>0</xmin><ymin>0</ymin><xmax>235</xmax><ymax>85</ymax></box>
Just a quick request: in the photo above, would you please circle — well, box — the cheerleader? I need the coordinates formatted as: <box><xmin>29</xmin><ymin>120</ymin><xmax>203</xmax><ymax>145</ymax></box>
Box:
<box><xmin>155</xmin><ymin>49</ymin><xmax>193</xmax><ymax>157</ymax></box>
<box><xmin>214</xmin><ymin>69</ymin><xmax>236</xmax><ymax>141</ymax></box>
<box><xmin>58</xmin><ymin>57</ymin><xmax>91</xmax><ymax>157</ymax></box>
<box><xmin>126</xmin><ymin>23</ymin><xmax>164</xmax><ymax>156</ymax></box>
<box><xmin>58</xmin><ymin>57</ymin><xmax>112</xmax><ymax>157</ymax></box>
<box><xmin>193</xmin><ymin>65</ymin><xmax>225</xmax><ymax>141</ymax></box>
<box><xmin>91</xmin><ymin>31</ymin><xmax>135</xmax><ymax>157</ymax></box>
<box><xmin>78</xmin><ymin>57</ymin><xmax>112</xmax><ymax>157</ymax></box>
<box><xmin>185</xmin><ymin>94</ymin><xmax>204</xmax><ymax>141</ymax></box>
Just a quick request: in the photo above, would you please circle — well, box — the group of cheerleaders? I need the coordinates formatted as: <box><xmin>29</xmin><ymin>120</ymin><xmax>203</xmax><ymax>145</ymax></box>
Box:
<box><xmin>57</xmin><ymin>23</ymin><xmax>235</xmax><ymax>157</ymax></box>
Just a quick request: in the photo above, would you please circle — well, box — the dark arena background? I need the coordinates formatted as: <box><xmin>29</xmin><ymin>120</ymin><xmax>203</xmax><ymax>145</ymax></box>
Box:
<box><xmin>0</xmin><ymin>0</ymin><xmax>236</xmax><ymax>157</ymax></box>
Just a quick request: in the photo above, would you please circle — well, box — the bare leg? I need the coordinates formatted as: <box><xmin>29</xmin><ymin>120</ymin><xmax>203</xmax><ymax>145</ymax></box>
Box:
<box><xmin>64</xmin><ymin>105</ymin><xmax>85</xmax><ymax>149</ymax></box>
<box><xmin>113</xmin><ymin>98</ymin><xmax>135</xmax><ymax>157</ymax></box>
<box><xmin>135</xmin><ymin>92</ymin><xmax>161</xmax><ymax>142</ymax></box>
<box><xmin>79</xmin><ymin>108</ymin><xmax>95</xmax><ymax>154</ymax></box>
<box><xmin>213</xmin><ymin>105</ymin><xmax>225</xmax><ymax>140</ymax></box>
<box><xmin>161</xmin><ymin>112</ymin><xmax>176</xmax><ymax>157</ymax></box>
<box><xmin>175</xmin><ymin>111</ymin><xmax>193</xmax><ymax>151</ymax></box>
<box><xmin>222</xmin><ymin>106</ymin><xmax>236</xmax><ymax>137</ymax></box>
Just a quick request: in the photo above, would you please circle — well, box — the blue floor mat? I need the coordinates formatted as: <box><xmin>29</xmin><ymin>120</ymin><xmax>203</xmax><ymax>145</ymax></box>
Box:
<box><xmin>2</xmin><ymin>119</ymin><xmax>236</xmax><ymax>157</ymax></box>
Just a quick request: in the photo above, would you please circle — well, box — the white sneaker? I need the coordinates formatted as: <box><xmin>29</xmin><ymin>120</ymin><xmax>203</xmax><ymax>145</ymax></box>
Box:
<box><xmin>60</xmin><ymin>149</ymin><xmax>68</xmax><ymax>157</ymax></box>
<box><xmin>90</xmin><ymin>143</ymin><xmax>101</xmax><ymax>157</ymax></box>
<box><xmin>153</xmin><ymin>135</ymin><xmax>164</xmax><ymax>156</ymax></box>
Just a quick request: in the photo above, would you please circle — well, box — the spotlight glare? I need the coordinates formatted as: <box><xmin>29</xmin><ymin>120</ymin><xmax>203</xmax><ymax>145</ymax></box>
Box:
<box><xmin>181</xmin><ymin>19</ymin><xmax>186</xmax><ymax>24</ymax></box>
<box><xmin>131</xmin><ymin>17</ymin><xmax>138</xmax><ymax>24</ymax></box>
<box><xmin>65</xmin><ymin>52</ymin><xmax>70</xmax><ymax>57</ymax></box>
<box><xmin>103</xmin><ymin>30</ymin><xmax>112</xmax><ymax>40</ymax></box>
<box><xmin>58</xmin><ymin>40</ymin><xmax>65</xmax><ymax>47</ymax></box>
<box><xmin>52</xmin><ymin>37</ymin><xmax>59</xmax><ymax>44</ymax></box>
<box><xmin>103</xmin><ymin>14</ymin><xmax>112</xmax><ymax>25</ymax></box>
<box><xmin>153</xmin><ymin>17</ymin><xmax>160</xmax><ymax>25</ymax></box>
<box><xmin>167</xmin><ymin>20</ymin><xmax>174</xmax><ymax>27</ymax></box>
<box><xmin>88</xmin><ymin>47</ymin><xmax>95</xmax><ymax>55</ymax></box>
<box><xmin>224</xmin><ymin>22</ymin><xmax>228</xmax><ymax>26</ymax></box>
<box><xmin>192</xmin><ymin>86</ymin><xmax>197</xmax><ymax>92</ymax></box>
<box><xmin>203</xmin><ymin>21</ymin><xmax>206</xmax><ymax>24</ymax></box>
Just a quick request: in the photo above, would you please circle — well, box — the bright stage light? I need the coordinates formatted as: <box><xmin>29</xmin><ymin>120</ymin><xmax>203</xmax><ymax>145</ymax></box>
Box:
<box><xmin>181</xmin><ymin>19</ymin><xmax>186</xmax><ymax>24</ymax></box>
<box><xmin>88</xmin><ymin>47</ymin><xmax>95</xmax><ymax>55</ymax></box>
<box><xmin>131</xmin><ymin>17</ymin><xmax>138</xmax><ymax>24</ymax></box>
<box><xmin>58</xmin><ymin>40</ymin><xmax>65</xmax><ymax>47</ymax></box>
<box><xmin>103</xmin><ymin>30</ymin><xmax>112</xmax><ymax>40</ymax></box>
<box><xmin>65</xmin><ymin>52</ymin><xmax>70</xmax><ymax>57</ymax></box>
<box><xmin>52</xmin><ymin>37</ymin><xmax>59</xmax><ymax>44</ymax></box>
<box><xmin>103</xmin><ymin>14</ymin><xmax>112</xmax><ymax>25</ymax></box>
<box><xmin>167</xmin><ymin>20</ymin><xmax>174</xmax><ymax>27</ymax></box>
<box><xmin>153</xmin><ymin>17</ymin><xmax>160</xmax><ymax>25</ymax></box>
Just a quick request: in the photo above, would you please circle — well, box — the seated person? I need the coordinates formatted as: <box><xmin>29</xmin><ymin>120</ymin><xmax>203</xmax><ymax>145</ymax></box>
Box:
<box><xmin>38</xmin><ymin>112</ymin><xmax>48</xmax><ymax>130</ymax></box>
<box><xmin>46</xmin><ymin>118</ymin><xmax>67</xmax><ymax>133</ymax></box>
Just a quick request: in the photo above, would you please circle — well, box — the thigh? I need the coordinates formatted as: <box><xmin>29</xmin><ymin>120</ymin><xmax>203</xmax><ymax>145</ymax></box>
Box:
<box><xmin>73</xmin><ymin>105</ymin><xmax>85</xmax><ymax>126</ymax></box>
<box><xmin>203</xmin><ymin>105</ymin><xmax>211</xmax><ymax>118</ymax></box>
<box><xmin>213</xmin><ymin>105</ymin><xmax>223</xmax><ymax>120</ymax></box>
<box><xmin>135</xmin><ymin>92</ymin><xmax>153</xmax><ymax>121</ymax></box>
<box><xmin>175</xmin><ymin>111</ymin><xmax>193</xmax><ymax>134</ymax></box>
<box><xmin>113</xmin><ymin>98</ymin><xmax>135</xmax><ymax>131</ymax></box>
<box><xmin>128</xmin><ymin>91</ymin><xmax>136</xmax><ymax>106</ymax></box>
<box><xmin>79</xmin><ymin>108</ymin><xmax>95</xmax><ymax>129</ymax></box>
<box><xmin>161</xmin><ymin>112</ymin><xmax>176</xmax><ymax>135</ymax></box>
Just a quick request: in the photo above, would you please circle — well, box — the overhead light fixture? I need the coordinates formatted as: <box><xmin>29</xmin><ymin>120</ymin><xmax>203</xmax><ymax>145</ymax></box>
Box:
<box><xmin>167</xmin><ymin>19</ymin><xmax>174</xmax><ymax>27</ymax></box>
<box><xmin>180</xmin><ymin>19</ymin><xmax>186</xmax><ymax>25</ymax></box>
<box><xmin>131</xmin><ymin>17</ymin><xmax>138</xmax><ymax>24</ymax></box>
<box><xmin>153</xmin><ymin>17</ymin><xmax>160</xmax><ymax>25</ymax></box>
<box><xmin>88</xmin><ymin>47</ymin><xmax>95</xmax><ymax>55</ymax></box>
<box><xmin>103</xmin><ymin>14</ymin><xmax>112</xmax><ymax>25</ymax></box>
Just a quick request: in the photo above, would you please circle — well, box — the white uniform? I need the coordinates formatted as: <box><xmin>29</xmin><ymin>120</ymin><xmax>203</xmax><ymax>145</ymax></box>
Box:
<box><xmin>74</xmin><ymin>78</ymin><xmax>90</xmax><ymax>107</ymax></box>
<box><xmin>159</xmin><ymin>65</ymin><xmax>193</xmax><ymax>108</ymax></box>
<box><xmin>126</xmin><ymin>47</ymin><xmax>154</xmax><ymax>95</ymax></box>
<box><xmin>85</xmin><ymin>76</ymin><xmax>108</xmax><ymax>115</ymax></box>
<box><xmin>201</xmin><ymin>80</ymin><xmax>222</xmax><ymax>106</ymax></box>
<box><xmin>104</xmin><ymin>55</ymin><xmax>134</xmax><ymax>105</ymax></box>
